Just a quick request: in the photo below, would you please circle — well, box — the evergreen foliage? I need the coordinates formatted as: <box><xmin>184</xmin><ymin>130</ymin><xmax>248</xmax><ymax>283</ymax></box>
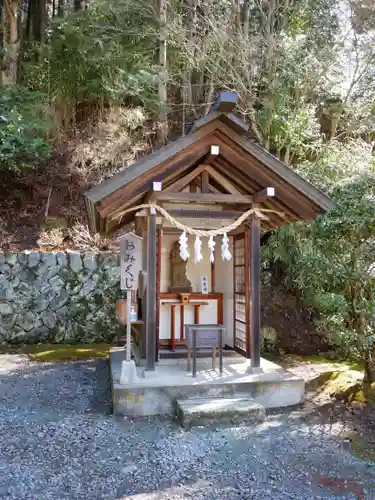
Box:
<box><xmin>0</xmin><ymin>86</ymin><xmax>52</xmax><ymax>172</ymax></box>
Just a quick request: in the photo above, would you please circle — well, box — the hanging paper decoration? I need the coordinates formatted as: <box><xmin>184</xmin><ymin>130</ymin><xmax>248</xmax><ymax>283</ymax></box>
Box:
<box><xmin>221</xmin><ymin>233</ymin><xmax>232</xmax><ymax>261</ymax></box>
<box><xmin>208</xmin><ymin>236</ymin><xmax>216</xmax><ymax>263</ymax></box>
<box><xmin>179</xmin><ymin>231</ymin><xmax>189</xmax><ymax>261</ymax></box>
<box><xmin>194</xmin><ymin>235</ymin><xmax>203</xmax><ymax>264</ymax></box>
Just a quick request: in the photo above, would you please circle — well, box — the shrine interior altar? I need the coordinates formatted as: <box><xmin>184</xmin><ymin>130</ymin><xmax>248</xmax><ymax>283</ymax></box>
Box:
<box><xmin>159</xmin><ymin>294</ymin><xmax>223</xmax><ymax>351</ymax></box>
<box><xmin>156</xmin><ymin>233</ymin><xmax>229</xmax><ymax>352</ymax></box>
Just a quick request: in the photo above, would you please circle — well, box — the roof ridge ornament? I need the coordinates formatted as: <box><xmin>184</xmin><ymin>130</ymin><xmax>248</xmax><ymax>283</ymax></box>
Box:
<box><xmin>209</xmin><ymin>91</ymin><xmax>239</xmax><ymax>115</ymax></box>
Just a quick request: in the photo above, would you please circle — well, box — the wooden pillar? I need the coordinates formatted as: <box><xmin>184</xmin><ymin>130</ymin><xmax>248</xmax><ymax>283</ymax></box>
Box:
<box><xmin>201</xmin><ymin>170</ymin><xmax>209</xmax><ymax>193</ymax></box>
<box><xmin>155</xmin><ymin>228</ymin><xmax>163</xmax><ymax>362</ymax></box>
<box><xmin>146</xmin><ymin>208</ymin><xmax>157</xmax><ymax>371</ymax></box>
<box><xmin>180</xmin><ymin>304</ymin><xmax>185</xmax><ymax>340</ymax></box>
<box><xmin>211</xmin><ymin>261</ymin><xmax>215</xmax><ymax>293</ymax></box>
<box><xmin>170</xmin><ymin>304</ymin><xmax>176</xmax><ymax>352</ymax></box>
<box><xmin>250</xmin><ymin>216</ymin><xmax>261</xmax><ymax>368</ymax></box>
<box><xmin>194</xmin><ymin>304</ymin><xmax>200</xmax><ymax>324</ymax></box>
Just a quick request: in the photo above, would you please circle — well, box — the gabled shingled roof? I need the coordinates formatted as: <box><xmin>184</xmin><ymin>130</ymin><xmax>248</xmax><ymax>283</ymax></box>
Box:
<box><xmin>85</xmin><ymin>93</ymin><xmax>334</xmax><ymax>234</ymax></box>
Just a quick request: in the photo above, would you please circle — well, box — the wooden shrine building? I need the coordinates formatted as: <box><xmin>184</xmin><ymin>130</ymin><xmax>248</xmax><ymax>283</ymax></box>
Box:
<box><xmin>85</xmin><ymin>92</ymin><xmax>333</xmax><ymax>373</ymax></box>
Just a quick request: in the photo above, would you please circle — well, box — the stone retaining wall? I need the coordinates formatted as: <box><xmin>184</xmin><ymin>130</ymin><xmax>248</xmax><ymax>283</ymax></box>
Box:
<box><xmin>0</xmin><ymin>251</ymin><xmax>123</xmax><ymax>344</ymax></box>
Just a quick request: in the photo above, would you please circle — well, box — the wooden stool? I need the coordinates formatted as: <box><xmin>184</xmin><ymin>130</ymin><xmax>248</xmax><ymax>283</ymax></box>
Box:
<box><xmin>185</xmin><ymin>324</ymin><xmax>225</xmax><ymax>377</ymax></box>
<box><xmin>187</xmin><ymin>346</ymin><xmax>217</xmax><ymax>371</ymax></box>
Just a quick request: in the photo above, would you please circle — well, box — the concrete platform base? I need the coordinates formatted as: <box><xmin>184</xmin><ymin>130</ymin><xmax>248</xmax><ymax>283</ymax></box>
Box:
<box><xmin>110</xmin><ymin>348</ymin><xmax>305</xmax><ymax>418</ymax></box>
<box><xmin>176</xmin><ymin>397</ymin><xmax>266</xmax><ymax>428</ymax></box>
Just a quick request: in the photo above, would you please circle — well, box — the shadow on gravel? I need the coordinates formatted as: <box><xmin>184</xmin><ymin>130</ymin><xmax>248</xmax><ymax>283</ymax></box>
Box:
<box><xmin>0</xmin><ymin>357</ymin><xmax>112</xmax><ymax>416</ymax></box>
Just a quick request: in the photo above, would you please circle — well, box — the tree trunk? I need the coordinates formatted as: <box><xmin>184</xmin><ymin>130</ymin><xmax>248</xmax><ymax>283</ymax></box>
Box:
<box><xmin>364</xmin><ymin>359</ymin><xmax>375</xmax><ymax>383</ymax></box>
<box><xmin>39</xmin><ymin>0</ymin><xmax>46</xmax><ymax>42</ymax></box>
<box><xmin>364</xmin><ymin>343</ymin><xmax>375</xmax><ymax>383</ymax></box>
<box><xmin>242</xmin><ymin>0</ymin><xmax>250</xmax><ymax>39</ymax></box>
<box><xmin>2</xmin><ymin>0</ymin><xmax>20</xmax><ymax>85</ymax></box>
<box><xmin>26</xmin><ymin>0</ymin><xmax>33</xmax><ymax>40</ymax></box>
<box><xmin>330</xmin><ymin>114</ymin><xmax>340</xmax><ymax>141</ymax></box>
<box><xmin>57</xmin><ymin>0</ymin><xmax>64</xmax><ymax>17</ymax></box>
<box><xmin>232</xmin><ymin>0</ymin><xmax>241</xmax><ymax>30</ymax></box>
<box><xmin>185</xmin><ymin>0</ymin><xmax>196</xmax><ymax>111</ymax></box>
<box><xmin>32</xmin><ymin>0</ymin><xmax>45</xmax><ymax>42</ymax></box>
<box><xmin>157</xmin><ymin>0</ymin><xmax>168</xmax><ymax>144</ymax></box>
<box><xmin>0</xmin><ymin>0</ymin><xmax>3</xmax><ymax>58</ymax></box>
<box><xmin>284</xmin><ymin>147</ymin><xmax>291</xmax><ymax>165</ymax></box>
<box><xmin>74</xmin><ymin>0</ymin><xmax>82</xmax><ymax>11</ymax></box>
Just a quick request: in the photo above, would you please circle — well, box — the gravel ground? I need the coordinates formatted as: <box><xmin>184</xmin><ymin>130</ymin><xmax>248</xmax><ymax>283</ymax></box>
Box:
<box><xmin>1</xmin><ymin>355</ymin><xmax>375</xmax><ymax>500</ymax></box>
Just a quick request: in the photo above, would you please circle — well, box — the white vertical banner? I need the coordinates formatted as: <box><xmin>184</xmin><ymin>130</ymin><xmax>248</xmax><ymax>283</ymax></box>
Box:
<box><xmin>120</xmin><ymin>233</ymin><xmax>143</xmax><ymax>291</ymax></box>
<box><xmin>120</xmin><ymin>233</ymin><xmax>142</xmax><ymax>362</ymax></box>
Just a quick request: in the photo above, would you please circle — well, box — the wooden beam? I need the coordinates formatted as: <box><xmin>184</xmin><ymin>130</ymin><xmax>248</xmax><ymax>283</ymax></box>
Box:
<box><xmin>85</xmin><ymin>198</ymin><xmax>99</xmax><ymax>234</ymax></box>
<box><xmin>253</xmin><ymin>187</ymin><xmax>275</xmax><ymax>203</ymax></box>
<box><xmin>201</xmin><ymin>170</ymin><xmax>209</xmax><ymax>193</ymax></box>
<box><xmin>151</xmin><ymin>192</ymin><xmax>253</xmax><ymax>204</ymax></box>
<box><xmin>214</xmin><ymin>157</ymin><xmax>262</xmax><ymax>193</ymax></box>
<box><xmin>218</xmin><ymin>133</ymin><xmax>320</xmax><ymax>217</ymax></box>
<box><xmin>203</xmin><ymin>144</ymin><xmax>220</xmax><ymax>165</ymax></box>
<box><xmin>213</xmin><ymin>121</ymin><xmax>333</xmax><ymax>212</ymax></box>
<box><xmin>208</xmin><ymin>183</ymin><xmax>222</xmax><ymax>194</ymax></box>
<box><xmin>214</xmin><ymin>135</ymin><xmax>317</xmax><ymax>220</ymax></box>
<box><xmin>87</xmin><ymin>123</ymin><xmax>216</xmax><ymax>205</ymax></box>
<box><xmin>190</xmin><ymin>180</ymin><xmax>198</xmax><ymax>193</ymax></box>
<box><xmin>164</xmin><ymin>164</ymin><xmax>207</xmax><ymax>192</ymax></box>
<box><xmin>99</xmin><ymin>140</ymin><xmax>210</xmax><ymax>218</ymax></box>
<box><xmin>146</xmin><ymin>208</ymin><xmax>157</xmax><ymax>371</ymax></box>
<box><xmin>250</xmin><ymin>216</ymin><xmax>261</xmax><ymax>369</ymax></box>
<box><xmin>214</xmin><ymin>159</ymin><xmax>295</xmax><ymax>226</ymax></box>
<box><xmin>204</xmin><ymin>165</ymin><xmax>242</xmax><ymax>195</ymax></box>
<box><xmin>162</xmin><ymin>224</ymin><xmax>239</xmax><ymax>234</ymax></box>
<box><xmin>166</xmin><ymin>209</ymin><xmax>244</xmax><ymax>219</ymax></box>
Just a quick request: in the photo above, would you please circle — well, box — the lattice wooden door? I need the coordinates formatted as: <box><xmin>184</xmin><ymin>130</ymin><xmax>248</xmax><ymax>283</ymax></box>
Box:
<box><xmin>233</xmin><ymin>233</ymin><xmax>250</xmax><ymax>357</ymax></box>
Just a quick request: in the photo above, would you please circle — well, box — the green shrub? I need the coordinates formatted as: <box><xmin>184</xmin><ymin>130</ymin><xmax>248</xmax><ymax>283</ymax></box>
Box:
<box><xmin>0</xmin><ymin>86</ymin><xmax>52</xmax><ymax>173</ymax></box>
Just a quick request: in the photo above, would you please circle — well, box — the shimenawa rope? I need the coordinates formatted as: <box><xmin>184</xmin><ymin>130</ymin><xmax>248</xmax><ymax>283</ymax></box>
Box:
<box><xmin>118</xmin><ymin>203</ymin><xmax>284</xmax><ymax>237</ymax></box>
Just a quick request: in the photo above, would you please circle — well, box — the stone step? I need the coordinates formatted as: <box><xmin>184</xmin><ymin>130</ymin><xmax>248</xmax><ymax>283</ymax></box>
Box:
<box><xmin>176</xmin><ymin>397</ymin><xmax>266</xmax><ymax>428</ymax></box>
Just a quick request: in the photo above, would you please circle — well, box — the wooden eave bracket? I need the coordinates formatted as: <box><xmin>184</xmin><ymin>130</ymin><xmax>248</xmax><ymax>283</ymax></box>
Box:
<box><xmin>252</xmin><ymin>187</ymin><xmax>275</xmax><ymax>203</ymax></box>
